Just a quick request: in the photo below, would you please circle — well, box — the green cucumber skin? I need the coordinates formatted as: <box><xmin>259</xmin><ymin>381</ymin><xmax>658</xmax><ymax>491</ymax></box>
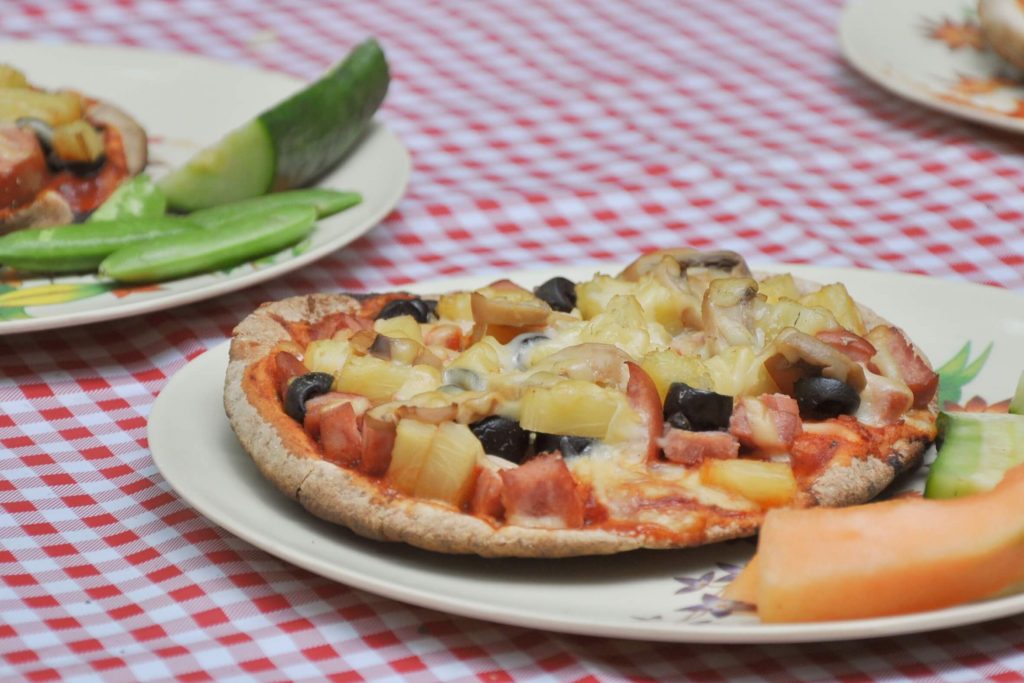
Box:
<box><xmin>187</xmin><ymin>189</ymin><xmax>361</xmax><ymax>228</ymax></box>
<box><xmin>260</xmin><ymin>38</ymin><xmax>389</xmax><ymax>189</ymax></box>
<box><xmin>99</xmin><ymin>205</ymin><xmax>317</xmax><ymax>283</ymax></box>
<box><xmin>160</xmin><ymin>120</ymin><xmax>276</xmax><ymax>212</ymax></box>
<box><xmin>924</xmin><ymin>411</ymin><xmax>1024</xmax><ymax>499</ymax></box>
<box><xmin>89</xmin><ymin>174</ymin><xmax>167</xmax><ymax>222</ymax></box>
<box><xmin>159</xmin><ymin>39</ymin><xmax>388</xmax><ymax>212</ymax></box>
<box><xmin>0</xmin><ymin>217</ymin><xmax>199</xmax><ymax>273</ymax></box>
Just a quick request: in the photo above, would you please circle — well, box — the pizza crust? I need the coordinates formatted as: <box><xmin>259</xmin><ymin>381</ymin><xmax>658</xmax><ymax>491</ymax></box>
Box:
<box><xmin>224</xmin><ymin>274</ymin><xmax>935</xmax><ymax>558</ymax></box>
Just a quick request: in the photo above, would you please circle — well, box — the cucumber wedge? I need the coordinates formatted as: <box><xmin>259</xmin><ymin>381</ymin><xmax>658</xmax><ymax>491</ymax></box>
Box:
<box><xmin>159</xmin><ymin>39</ymin><xmax>389</xmax><ymax>211</ymax></box>
<box><xmin>924</xmin><ymin>411</ymin><xmax>1024</xmax><ymax>499</ymax></box>
<box><xmin>159</xmin><ymin>122</ymin><xmax>274</xmax><ymax>212</ymax></box>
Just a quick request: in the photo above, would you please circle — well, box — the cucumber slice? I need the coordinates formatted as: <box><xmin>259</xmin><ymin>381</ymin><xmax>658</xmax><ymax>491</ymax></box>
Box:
<box><xmin>924</xmin><ymin>411</ymin><xmax>1024</xmax><ymax>499</ymax></box>
<box><xmin>159</xmin><ymin>120</ymin><xmax>275</xmax><ymax>212</ymax></box>
<box><xmin>159</xmin><ymin>39</ymin><xmax>389</xmax><ymax>211</ymax></box>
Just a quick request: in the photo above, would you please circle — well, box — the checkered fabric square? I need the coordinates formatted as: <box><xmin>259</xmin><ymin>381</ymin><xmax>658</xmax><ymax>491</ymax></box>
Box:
<box><xmin>3</xmin><ymin>0</ymin><xmax>1024</xmax><ymax>681</ymax></box>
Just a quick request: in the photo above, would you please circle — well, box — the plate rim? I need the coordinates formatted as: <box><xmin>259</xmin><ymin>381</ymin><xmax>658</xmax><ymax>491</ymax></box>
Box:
<box><xmin>149</xmin><ymin>262</ymin><xmax>1024</xmax><ymax>644</ymax></box>
<box><xmin>0</xmin><ymin>40</ymin><xmax>411</xmax><ymax>336</ymax></box>
<box><xmin>838</xmin><ymin>0</ymin><xmax>1024</xmax><ymax>134</ymax></box>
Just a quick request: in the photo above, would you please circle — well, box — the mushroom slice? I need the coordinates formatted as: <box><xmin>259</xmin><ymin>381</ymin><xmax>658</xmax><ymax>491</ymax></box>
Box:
<box><xmin>535</xmin><ymin>342</ymin><xmax>632</xmax><ymax>388</ymax></box>
<box><xmin>763</xmin><ymin>327</ymin><xmax>867</xmax><ymax>395</ymax></box>
<box><xmin>84</xmin><ymin>100</ymin><xmax>147</xmax><ymax>175</ymax></box>
<box><xmin>397</xmin><ymin>403</ymin><xmax>459</xmax><ymax>424</ymax></box>
<box><xmin>619</xmin><ymin>248</ymin><xmax>751</xmax><ymax>282</ymax></box>
<box><xmin>701</xmin><ymin>277</ymin><xmax>762</xmax><ymax>355</ymax></box>
<box><xmin>979</xmin><ymin>0</ymin><xmax>1024</xmax><ymax>71</ymax></box>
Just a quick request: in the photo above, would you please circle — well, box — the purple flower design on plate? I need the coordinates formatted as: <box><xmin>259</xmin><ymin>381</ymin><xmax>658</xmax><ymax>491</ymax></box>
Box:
<box><xmin>633</xmin><ymin>561</ymin><xmax>753</xmax><ymax>624</ymax></box>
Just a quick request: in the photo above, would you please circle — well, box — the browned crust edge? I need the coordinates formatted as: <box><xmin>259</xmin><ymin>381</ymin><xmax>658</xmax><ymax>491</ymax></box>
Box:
<box><xmin>224</xmin><ymin>276</ymin><xmax>937</xmax><ymax>557</ymax></box>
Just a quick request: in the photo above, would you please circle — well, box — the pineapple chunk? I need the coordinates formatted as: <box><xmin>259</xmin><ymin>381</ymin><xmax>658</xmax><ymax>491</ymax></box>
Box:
<box><xmin>394</xmin><ymin>364</ymin><xmax>443</xmax><ymax>400</ymax></box>
<box><xmin>369</xmin><ymin>335</ymin><xmax>422</xmax><ymax>365</ymax></box>
<box><xmin>519</xmin><ymin>379</ymin><xmax>628</xmax><ymax>439</ymax></box>
<box><xmin>335</xmin><ymin>355</ymin><xmax>412</xmax><ymax>402</ymax></box>
<box><xmin>633</xmin><ymin>274</ymin><xmax>700</xmax><ymax>335</ymax></box>
<box><xmin>437</xmin><ymin>292</ymin><xmax>473</xmax><ymax>321</ymax></box>
<box><xmin>701</xmin><ymin>459</ymin><xmax>797</xmax><ymax>507</ymax></box>
<box><xmin>414</xmin><ymin>421</ymin><xmax>484</xmax><ymax>506</ymax></box>
<box><xmin>705</xmin><ymin>345</ymin><xmax>777</xmax><ymax>397</ymax></box>
<box><xmin>640</xmin><ymin>349</ymin><xmax>714</xmax><ymax>402</ymax></box>
<box><xmin>574</xmin><ymin>274</ymin><xmax>635</xmax><ymax>320</ymax></box>
<box><xmin>387</xmin><ymin>419</ymin><xmax>437</xmax><ymax>494</ymax></box>
<box><xmin>755</xmin><ymin>298</ymin><xmax>838</xmax><ymax>343</ymax></box>
<box><xmin>476</xmin><ymin>279</ymin><xmax>536</xmax><ymax>301</ymax></box>
<box><xmin>471</xmin><ymin>292</ymin><xmax>550</xmax><ymax>327</ymax></box>
<box><xmin>0</xmin><ymin>88</ymin><xmax>82</xmax><ymax>126</ymax></box>
<box><xmin>581</xmin><ymin>294</ymin><xmax>655</xmax><ymax>359</ymax></box>
<box><xmin>800</xmin><ymin>283</ymin><xmax>865</xmax><ymax>335</ymax></box>
<box><xmin>0</xmin><ymin>66</ymin><xmax>28</xmax><ymax>89</ymax></box>
<box><xmin>757</xmin><ymin>273</ymin><xmax>801</xmax><ymax>304</ymax></box>
<box><xmin>305</xmin><ymin>338</ymin><xmax>352</xmax><ymax>376</ymax></box>
<box><xmin>51</xmin><ymin>120</ymin><xmax>104</xmax><ymax>164</ymax></box>
<box><xmin>374</xmin><ymin>314</ymin><xmax>423</xmax><ymax>343</ymax></box>
<box><xmin>605</xmin><ymin>401</ymin><xmax>643</xmax><ymax>444</ymax></box>
<box><xmin>450</xmin><ymin>338</ymin><xmax>503</xmax><ymax>375</ymax></box>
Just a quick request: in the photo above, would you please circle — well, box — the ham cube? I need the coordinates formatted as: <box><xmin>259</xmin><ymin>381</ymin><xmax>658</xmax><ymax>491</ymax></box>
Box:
<box><xmin>729</xmin><ymin>394</ymin><xmax>802</xmax><ymax>453</ymax></box>
<box><xmin>661</xmin><ymin>429</ymin><xmax>740</xmax><ymax>466</ymax></box>
<box><xmin>500</xmin><ymin>453</ymin><xmax>584</xmax><ymax>528</ymax></box>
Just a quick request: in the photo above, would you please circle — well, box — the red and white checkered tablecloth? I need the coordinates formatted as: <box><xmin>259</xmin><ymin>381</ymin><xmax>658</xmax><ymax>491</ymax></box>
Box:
<box><xmin>4</xmin><ymin>0</ymin><xmax>1024</xmax><ymax>680</ymax></box>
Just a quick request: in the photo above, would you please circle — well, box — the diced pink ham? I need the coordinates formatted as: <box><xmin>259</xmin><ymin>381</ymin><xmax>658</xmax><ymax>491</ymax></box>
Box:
<box><xmin>319</xmin><ymin>402</ymin><xmax>363</xmax><ymax>467</ymax></box>
<box><xmin>867</xmin><ymin>326</ymin><xmax>939</xmax><ymax>409</ymax></box>
<box><xmin>499</xmin><ymin>453</ymin><xmax>584</xmax><ymax>528</ymax></box>
<box><xmin>625</xmin><ymin>362</ymin><xmax>663</xmax><ymax>462</ymax></box>
<box><xmin>661</xmin><ymin>429</ymin><xmax>740</xmax><ymax>466</ymax></box>
<box><xmin>470</xmin><ymin>468</ymin><xmax>505</xmax><ymax>519</ymax></box>
<box><xmin>729</xmin><ymin>394</ymin><xmax>802</xmax><ymax>453</ymax></box>
<box><xmin>303</xmin><ymin>392</ymin><xmax>369</xmax><ymax>441</ymax></box>
<box><xmin>816</xmin><ymin>329</ymin><xmax>876</xmax><ymax>364</ymax></box>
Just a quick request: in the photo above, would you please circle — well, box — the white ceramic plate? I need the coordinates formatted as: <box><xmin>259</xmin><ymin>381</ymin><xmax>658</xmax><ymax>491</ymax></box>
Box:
<box><xmin>840</xmin><ymin>0</ymin><xmax>1024</xmax><ymax>133</ymax></box>
<box><xmin>149</xmin><ymin>264</ymin><xmax>1024</xmax><ymax>643</ymax></box>
<box><xmin>0</xmin><ymin>42</ymin><xmax>409</xmax><ymax>334</ymax></box>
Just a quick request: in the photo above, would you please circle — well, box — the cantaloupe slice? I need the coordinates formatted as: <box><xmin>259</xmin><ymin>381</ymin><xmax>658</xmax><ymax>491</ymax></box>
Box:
<box><xmin>723</xmin><ymin>465</ymin><xmax>1024</xmax><ymax>622</ymax></box>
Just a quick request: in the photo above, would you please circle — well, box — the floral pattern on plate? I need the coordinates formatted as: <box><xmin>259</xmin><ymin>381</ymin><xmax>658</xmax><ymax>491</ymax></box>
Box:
<box><xmin>920</xmin><ymin>4</ymin><xmax>1024</xmax><ymax>118</ymax></box>
<box><xmin>840</xmin><ymin>0</ymin><xmax>1024</xmax><ymax>133</ymax></box>
<box><xmin>634</xmin><ymin>340</ymin><xmax>1002</xmax><ymax>625</ymax></box>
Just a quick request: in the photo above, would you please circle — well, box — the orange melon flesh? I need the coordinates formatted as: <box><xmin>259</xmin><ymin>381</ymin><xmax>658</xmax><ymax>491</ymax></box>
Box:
<box><xmin>723</xmin><ymin>465</ymin><xmax>1024</xmax><ymax>622</ymax></box>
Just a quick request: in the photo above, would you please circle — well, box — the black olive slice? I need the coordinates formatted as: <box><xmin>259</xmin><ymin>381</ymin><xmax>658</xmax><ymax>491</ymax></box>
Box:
<box><xmin>471</xmin><ymin>416</ymin><xmax>531</xmax><ymax>463</ymax></box>
<box><xmin>534</xmin><ymin>277</ymin><xmax>577</xmax><ymax>313</ymax></box>
<box><xmin>533</xmin><ymin>433</ymin><xmax>594</xmax><ymax>459</ymax></box>
<box><xmin>283</xmin><ymin>372</ymin><xmax>334</xmax><ymax>421</ymax></box>
<box><xmin>794</xmin><ymin>376</ymin><xmax>860</xmax><ymax>420</ymax></box>
<box><xmin>376</xmin><ymin>297</ymin><xmax>435</xmax><ymax>323</ymax></box>
<box><xmin>663</xmin><ymin>382</ymin><xmax>733</xmax><ymax>431</ymax></box>
<box><xmin>666</xmin><ymin>412</ymin><xmax>693</xmax><ymax>431</ymax></box>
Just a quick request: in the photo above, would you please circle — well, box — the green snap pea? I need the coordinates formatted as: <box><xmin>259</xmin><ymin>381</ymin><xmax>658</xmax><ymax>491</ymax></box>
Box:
<box><xmin>99</xmin><ymin>205</ymin><xmax>317</xmax><ymax>283</ymax></box>
<box><xmin>0</xmin><ymin>216</ymin><xmax>200</xmax><ymax>273</ymax></box>
<box><xmin>186</xmin><ymin>189</ymin><xmax>361</xmax><ymax>229</ymax></box>
<box><xmin>88</xmin><ymin>174</ymin><xmax>168</xmax><ymax>222</ymax></box>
